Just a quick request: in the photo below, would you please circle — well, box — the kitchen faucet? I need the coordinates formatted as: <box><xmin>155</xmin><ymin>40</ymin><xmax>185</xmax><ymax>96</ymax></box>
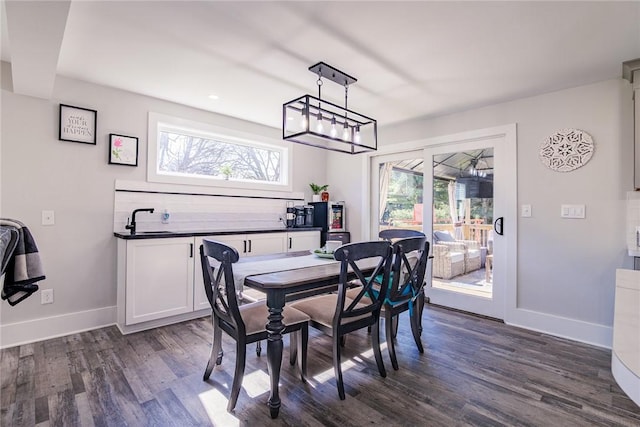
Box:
<box><xmin>125</xmin><ymin>208</ymin><xmax>155</xmax><ymax>235</ymax></box>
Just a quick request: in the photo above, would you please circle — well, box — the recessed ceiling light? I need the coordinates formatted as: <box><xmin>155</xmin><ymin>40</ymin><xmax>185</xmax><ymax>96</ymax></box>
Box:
<box><xmin>208</xmin><ymin>94</ymin><xmax>219</xmax><ymax>100</ymax></box>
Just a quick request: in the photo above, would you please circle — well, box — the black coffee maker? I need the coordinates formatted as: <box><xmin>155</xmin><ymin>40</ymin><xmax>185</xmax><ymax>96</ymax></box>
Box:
<box><xmin>293</xmin><ymin>205</ymin><xmax>314</xmax><ymax>227</ymax></box>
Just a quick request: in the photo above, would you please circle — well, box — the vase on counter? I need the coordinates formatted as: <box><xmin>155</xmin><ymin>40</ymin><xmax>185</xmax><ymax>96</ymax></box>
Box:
<box><xmin>312</xmin><ymin>194</ymin><xmax>321</xmax><ymax>202</ymax></box>
<box><xmin>321</xmin><ymin>191</ymin><xmax>329</xmax><ymax>202</ymax></box>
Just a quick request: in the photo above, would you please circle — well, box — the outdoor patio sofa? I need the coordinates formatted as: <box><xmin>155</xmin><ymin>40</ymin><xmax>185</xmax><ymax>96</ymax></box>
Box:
<box><xmin>432</xmin><ymin>231</ymin><xmax>482</xmax><ymax>279</ymax></box>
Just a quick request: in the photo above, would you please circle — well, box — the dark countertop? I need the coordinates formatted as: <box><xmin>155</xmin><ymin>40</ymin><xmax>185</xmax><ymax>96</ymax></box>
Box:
<box><xmin>113</xmin><ymin>227</ymin><xmax>323</xmax><ymax>240</ymax></box>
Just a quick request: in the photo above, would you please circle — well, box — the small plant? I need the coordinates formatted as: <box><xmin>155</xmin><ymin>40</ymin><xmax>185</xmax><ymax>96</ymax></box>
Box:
<box><xmin>309</xmin><ymin>183</ymin><xmax>328</xmax><ymax>194</ymax></box>
<box><xmin>220</xmin><ymin>165</ymin><xmax>233</xmax><ymax>179</ymax></box>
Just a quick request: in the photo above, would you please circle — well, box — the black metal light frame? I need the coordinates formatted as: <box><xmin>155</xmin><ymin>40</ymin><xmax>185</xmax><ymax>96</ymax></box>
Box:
<box><xmin>282</xmin><ymin>62</ymin><xmax>377</xmax><ymax>154</ymax></box>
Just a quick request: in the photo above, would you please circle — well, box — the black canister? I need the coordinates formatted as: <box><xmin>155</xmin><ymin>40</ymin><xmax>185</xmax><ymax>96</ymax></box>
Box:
<box><xmin>286</xmin><ymin>202</ymin><xmax>296</xmax><ymax>228</ymax></box>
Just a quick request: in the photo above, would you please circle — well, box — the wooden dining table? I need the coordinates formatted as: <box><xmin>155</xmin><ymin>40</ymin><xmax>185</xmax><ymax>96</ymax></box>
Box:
<box><xmin>242</xmin><ymin>252</ymin><xmax>377</xmax><ymax>418</ymax></box>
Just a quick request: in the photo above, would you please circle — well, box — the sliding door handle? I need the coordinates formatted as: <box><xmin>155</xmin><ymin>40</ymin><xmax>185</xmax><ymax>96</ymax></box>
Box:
<box><xmin>494</xmin><ymin>217</ymin><xmax>504</xmax><ymax>236</ymax></box>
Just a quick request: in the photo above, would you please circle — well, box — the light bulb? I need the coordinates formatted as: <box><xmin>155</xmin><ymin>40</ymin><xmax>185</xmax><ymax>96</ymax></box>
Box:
<box><xmin>342</xmin><ymin>123</ymin><xmax>350</xmax><ymax>141</ymax></box>
<box><xmin>316</xmin><ymin>112</ymin><xmax>323</xmax><ymax>133</ymax></box>
<box><xmin>354</xmin><ymin>125</ymin><xmax>361</xmax><ymax>143</ymax></box>
<box><xmin>330</xmin><ymin>116</ymin><xmax>337</xmax><ymax>137</ymax></box>
<box><xmin>300</xmin><ymin>107</ymin><xmax>308</xmax><ymax>129</ymax></box>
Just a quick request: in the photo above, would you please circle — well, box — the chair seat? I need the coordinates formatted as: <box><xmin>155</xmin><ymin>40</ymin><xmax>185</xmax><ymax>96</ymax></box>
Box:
<box><xmin>467</xmin><ymin>249</ymin><xmax>481</xmax><ymax>258</ymax></box>
<box><xmin>291</xmin><ymin>295</ymin><xmax>369</xmax><ymax>329</ymax></box>
<box><xmin>240</xmin><ymin>301</ymin><xmax>310</xmax><ymax>335</ymax></box>
<box><xmin>449</xmin><ymin>252</ymin><xmax>465</xmax><ymax>263</ymax></box>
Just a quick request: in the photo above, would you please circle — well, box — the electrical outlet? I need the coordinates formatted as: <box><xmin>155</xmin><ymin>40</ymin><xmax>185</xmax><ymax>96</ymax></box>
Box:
<box><xmin>521</xmin><ymin>204</ymin><xmax>532</xmax><ymax>217</ymax></box>
<box><xmin>42</xmin><ymin>210</ymin><xmax>55</xmax><ymax>226</ymax></box>
<box><xmin>41</xmin><ymin>289</ymin><xmax>54</xmax><ymax>304</ymax></box>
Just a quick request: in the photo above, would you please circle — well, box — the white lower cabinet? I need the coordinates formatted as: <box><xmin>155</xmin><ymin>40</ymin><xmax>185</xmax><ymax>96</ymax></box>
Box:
<box><xmin>199</xmin><ymin>233</ymin><xmax>286</xmax><ymax>257</ymax></box>
<box><xmin>117</xmin><ymin>230</ymin><xmax>320</xmax><ymax>334</ymax></box>
<box><xmin>286</xmin><ymin>231</ymin><xmax>320</xmax><ymax>252</ymax></box>
<box><xmin>121</xmin><ymin>237</ymin><xmax>195</xmax><ymax>326</ymax></box>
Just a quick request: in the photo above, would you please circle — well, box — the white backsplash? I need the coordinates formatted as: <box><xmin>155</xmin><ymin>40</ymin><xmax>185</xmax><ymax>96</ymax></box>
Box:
<box><xmin>114</xmin><ymin>186</ymin><xmax>304</xmax><ymax>234</ymax></box>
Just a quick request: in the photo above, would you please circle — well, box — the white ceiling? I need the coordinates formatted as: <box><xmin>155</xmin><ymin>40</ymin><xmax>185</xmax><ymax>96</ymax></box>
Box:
<box><xmin>2</xmin><ymin>1</ymin><xmax>639</xmax><ymax>129</ymax></box>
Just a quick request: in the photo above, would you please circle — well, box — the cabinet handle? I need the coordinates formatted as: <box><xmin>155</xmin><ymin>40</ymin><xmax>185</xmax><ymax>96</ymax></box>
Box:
<box><xmin>289</xmin><ymin>237</ymin><xmax>292</xmax><ymax>249</ymax></box>
<box><xmin>243</xmin><ymin>240</ymin><xmax>247</xmax><ymax>253</ymax></box>
<box><xmin>189</xmin><ymin>243</ymin><xmax>193</xmax><ymax>258</ymax></box>
<box><xmin>248</xmin><ymin>239</ymin><xmax>252</xmax><ymax>253</ymax></box>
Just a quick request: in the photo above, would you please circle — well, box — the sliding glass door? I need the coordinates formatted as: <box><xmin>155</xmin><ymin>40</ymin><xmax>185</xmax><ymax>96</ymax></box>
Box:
<box><xmin>370</xmin><ymin>151</ymin><xmax>425</xmax><ymax>237</ymax></box>
<box><xmin>370</xmin><ymin>128</ymin><xmax>516</xmax><ymax>320</ymax></box>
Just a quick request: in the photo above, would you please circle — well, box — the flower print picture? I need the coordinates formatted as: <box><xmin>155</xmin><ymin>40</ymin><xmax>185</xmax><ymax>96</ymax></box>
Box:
<box><xmin>109</xmin><ymin>134</ymin><xmax>139</xmax><ymax>166</ymax></box>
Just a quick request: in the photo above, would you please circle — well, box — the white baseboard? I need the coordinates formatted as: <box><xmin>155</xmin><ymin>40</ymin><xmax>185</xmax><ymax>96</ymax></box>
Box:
<box><xmin>0</xmin><ymin>306</ymin><xmax>117</xmax><ymax>349</ymax></box>
<box><xmin>506</xmin><ymin>307</ymin><xmax>613</xmax><ymax>349</ymax></box>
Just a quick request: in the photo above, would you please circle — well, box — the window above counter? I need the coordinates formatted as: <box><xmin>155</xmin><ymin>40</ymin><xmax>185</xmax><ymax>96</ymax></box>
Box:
<box><xmin>147</xmin><ymin>112</ymin><xmax>293</xmax><ymax>192</ymax></box>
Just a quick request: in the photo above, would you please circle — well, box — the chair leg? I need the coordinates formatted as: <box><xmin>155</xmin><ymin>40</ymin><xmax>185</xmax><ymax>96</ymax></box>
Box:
<box><xmin>417</xmin><ymin>293</ymin><xmax>425</xmax><ymax>334</ymax></box>
<box><xmin>392</xmin><ymin>315</ymin><xmax>399</xmax><ymax>338</ymax></box>
<box><xmin>290</xmin><ymin>332</ymin><xmax>297</xmax><ymax>366</ymax></box>
<box><xmin>340</xmin><ymin>335</ymin><xmax>347</xmax><ymax>347</ymax></box>
<box><xmin>298</xmin><ymin>326</ymin><xmax>308</xmax><ymax>382</ymax></box>
<box><xmin>227</xmin><ymin>340</ymin><xmax>246</xmax><ymax>413</ymax></box>
<box><xmin>410</xmin><ymin>302</ymin><xmax>424</xmax><ymax>354</ymax></box>
<box><xmin>332</xmin><ymin>334</ymin><xmax>346</xmax><ymax>400</ymax></box>
<box><xmin>371</xmin><ymin>319</ymin><xmax>387</xmax><ymax>378</ymax></box>
<box><xmin>385</xmin><ymin>312</ymin><xmax>399</xmax><ymax>370</ymax></box>
<box><xmin>203</xmin><ymin>320</ymin><xmax>223</xmax><ymax>380</ymax></box>
<box><xmin>256</xmin><ymin>341</ymin><xmax>262</xmax><ymax>357</ymax></box>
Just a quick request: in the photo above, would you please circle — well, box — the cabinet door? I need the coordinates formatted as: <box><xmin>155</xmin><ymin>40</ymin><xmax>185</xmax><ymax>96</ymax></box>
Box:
<box><xmin>246</xmin><ymin>233</ymin><xmax>287</xmax><ymax>256</ymax></box>
<box><xmin>287</xmin><ymin>231</ymin><xmax>320</xmax><ymax>252</ymax></box>
<box><xmin>203</xmin><ymin>234</ymin><xmax>248</xmax><ymax>255</ymax></box>
<box><xmin>125</xmin><ymin>238</ymin><xmax>194</xmax><ymax>325</ymax></box>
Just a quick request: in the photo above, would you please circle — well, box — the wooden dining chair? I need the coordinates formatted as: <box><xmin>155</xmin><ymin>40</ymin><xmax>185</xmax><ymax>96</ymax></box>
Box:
<box><xmin>379</xmin><ymin>228</ymin><xmax>425</xmax><ymax>242</ymax></box>
<box><xmin>290</xmin><ymin>240</ymin><xmax>392</xmax><ymax>400</ymax></box>
<box><xmin>200</xmin><ymin>239</ymin><xmax>310</xmax><ymax>412</ymax></box>
<box><xmin>382</xmin><ymin>236</ymin><xmax>430</xmax><ymax>370</ymax></box>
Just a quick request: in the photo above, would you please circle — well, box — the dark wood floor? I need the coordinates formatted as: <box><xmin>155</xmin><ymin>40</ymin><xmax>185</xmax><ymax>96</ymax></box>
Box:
<box><xmin>2</xmin><ymin>305</ymin><xmax>639</xmax><ymax>426</ymax></box>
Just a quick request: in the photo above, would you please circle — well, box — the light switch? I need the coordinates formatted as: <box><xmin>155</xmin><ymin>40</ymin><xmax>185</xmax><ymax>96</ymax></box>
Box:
<box><xmin>521</xmin><ymin>204</ymin><xmax>532</xmax><ymax>217</ymax></box>
<box><xmin>42</xmin><ymin>210</ymin><xmax>55</xmax><ymax>226</ymax></box>
<box><xmin>561</xmin><ymin>204</ymin><xmax>585</xmax><ymax>219</ymax></box>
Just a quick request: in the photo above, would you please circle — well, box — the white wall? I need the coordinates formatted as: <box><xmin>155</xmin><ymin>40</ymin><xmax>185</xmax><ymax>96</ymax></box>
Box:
<box><xmin>1</xmin><ymin>58</ymin><xmax>634</xmax><ymax>348</ymax></box>
<box><xmin>0</xmin><ymin>61</ymin><xmax>326</xmax><ymax>346</ymax></box>
<box><xmin>327</xmin><ymin>78</ymin><xmax>634</xmax><ymax>346</ymax></box>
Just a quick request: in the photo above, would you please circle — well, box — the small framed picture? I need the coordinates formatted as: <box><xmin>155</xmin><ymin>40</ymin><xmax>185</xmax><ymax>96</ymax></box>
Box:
<box><xmin>59</xmin><ymin>104</ymin><xmax>97</xmax><ymax>144</ymax></box>
<box><xmin>109</xmin><ymin>134</ymin><xmax>139</xmax><ymax>166</ymax></box>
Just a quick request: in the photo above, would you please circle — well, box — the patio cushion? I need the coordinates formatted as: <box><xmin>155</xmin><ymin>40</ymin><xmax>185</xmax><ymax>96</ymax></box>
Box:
<box><xmin>450</xmin><ymin>252</ymin><xmax>464</xmax><ymax>263</ymax></box>
<box><xmin>434</xmin><ymin>231</ymin><xmax>456</xmax><ymax>242</ymax></box>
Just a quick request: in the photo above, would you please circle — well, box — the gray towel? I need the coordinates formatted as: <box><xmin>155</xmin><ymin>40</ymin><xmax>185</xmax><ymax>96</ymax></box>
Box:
<box><xmin>0</xmin><ymin>219</ymin><xmax>45</xmax><ymax>306</ymax></box>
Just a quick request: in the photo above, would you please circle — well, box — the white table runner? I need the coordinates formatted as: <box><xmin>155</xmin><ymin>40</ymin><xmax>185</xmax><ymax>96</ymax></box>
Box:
<box><xmin>211</xmin><ymin>254</ymin><xmax>339</xmax><ymax>292</ymax></box>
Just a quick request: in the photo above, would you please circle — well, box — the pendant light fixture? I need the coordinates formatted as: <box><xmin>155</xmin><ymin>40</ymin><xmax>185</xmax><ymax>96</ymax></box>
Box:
<box><xmin>283</xmin><ymin>62</ymin><xmax>377</xmax><ymax>154</ymax></box>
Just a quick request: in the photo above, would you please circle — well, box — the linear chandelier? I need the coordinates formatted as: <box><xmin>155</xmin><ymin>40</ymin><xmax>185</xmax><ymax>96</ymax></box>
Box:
<box><xmin>282</xmin><ymin>62</ymin><xmax>377</xmax><ymax>154</ymax></box>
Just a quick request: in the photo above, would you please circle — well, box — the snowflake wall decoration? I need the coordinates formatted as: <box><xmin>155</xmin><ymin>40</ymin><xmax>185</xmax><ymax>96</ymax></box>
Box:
<box><xmin>539</xmin><ymin>128</ymin><xmax>594</xmax><ymax>172</ymax></box>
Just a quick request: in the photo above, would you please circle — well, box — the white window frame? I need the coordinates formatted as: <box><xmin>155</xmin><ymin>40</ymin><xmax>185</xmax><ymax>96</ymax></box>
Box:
<box><xmin>147</xmin><ymin>112</ymin><xmax>292</xmax><ymax>192</ymax></box>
